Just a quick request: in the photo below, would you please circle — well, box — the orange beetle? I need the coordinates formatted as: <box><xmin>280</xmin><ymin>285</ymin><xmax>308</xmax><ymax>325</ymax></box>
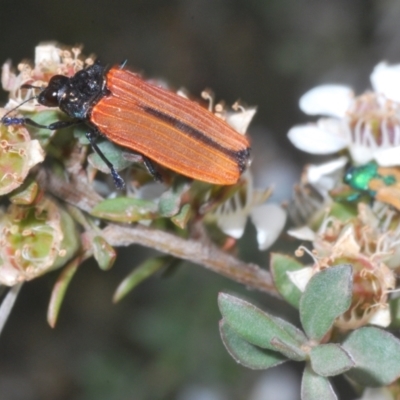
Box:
<box><xmin>2</xmin><ymin>61</ymin><xmax>251</xmax><ymax>189</ymax></box>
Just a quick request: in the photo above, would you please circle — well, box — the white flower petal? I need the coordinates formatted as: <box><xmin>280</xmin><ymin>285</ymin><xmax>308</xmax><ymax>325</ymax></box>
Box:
<box><xmin>368</xmin><ymin>307</ymin><xmax>391</xmax><ymax>328</ymax></box>
<box><xmin>35</xmin><ymin>43</ymin><xmax>60</xmax><ymax>65</ymax></box>
<box><xmin>287</xmin><ymin>226</ymin><xmax>316</xmax><ymax>241</ymax></box>
<box><xmin>299</xmin><ymin>84</ymin><xmax>354</xmax><ymax>118</ymax></box>
<box><xmin>288</xmin><ymin>121</ymin><xmax>348</xmax><ymax>154</ymax></box>
<box><xmin>307</xmin><ymin>156</ymin><xmax>348</xmax><ymax>191</ymax></box>
<box><xmin>370</xmin><ymin>62</ymin><xmax>400</xmax><ymax>102</ymax></box>
<box><xmin>250</xmin><ymin>204</ymin><xmax>286</xmax><ymax>250</ymax></box>
<box><xmin>217</xmin><ymin>213</ymin><xmax>247</xmax><ymax>239</ymax></box>
<box><xmin>26</xmin><ymin>140</ymin><xmax>45</xmax><ymax>168</ymax></box>
<box><xmin>287</xmin><ymin>267</ymin><xmax>313</xmax><ymax>292</ymax></box>
<box><xmin>1</xmin><ymin>61</ymin><xmax>18</xmax><ymax>92</ymax></box>
<box><xmin>226</xmin><ymin>107</ymin><xmax>257</xmax><ymax>134</ymax></box>
<box><xmin>0</xmin><ymin>262</ymin><xmax>21</xmax><ymax>286</ymax></box>
<box><xmin>373</xmin><ymin>145</ymin><xmax>400</xmax><ymax>167</ymax></box>
<box><xmin>349</xmin><ymin>144</ymin><xmax>375</xmax><ymax>164</ymax></box>
<box><xmin>336</xmin><ymin>226</ymin><xmax>361</xmax><ymax>255</ymax></box>
<box><xmin>307</xmin><ymin>156</ymin><xmax>348</xmax><ymax>180</ymax></box>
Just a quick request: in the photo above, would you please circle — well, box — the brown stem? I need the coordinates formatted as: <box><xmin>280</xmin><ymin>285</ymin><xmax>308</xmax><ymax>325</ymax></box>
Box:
<box><xmin>103</xmin><ymin>223</ymin><xmax>279</xmax><ymax>296</ymax></box>
<box><xmin>38</xmin><ymin>167</ymin><xmax>280</xmax><ymax>297</ymax></box>
<box><xmin>35</xmin><ymin>168</ymin><xmax>103</xmax><ymax>212</ymax></box>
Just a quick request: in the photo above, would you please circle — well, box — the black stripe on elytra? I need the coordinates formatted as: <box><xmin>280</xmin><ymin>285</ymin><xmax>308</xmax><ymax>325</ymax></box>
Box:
<box><xmin>141</xmin><ymin>105</ymin><xmax>250</xmax><ymax>170</ymax></box>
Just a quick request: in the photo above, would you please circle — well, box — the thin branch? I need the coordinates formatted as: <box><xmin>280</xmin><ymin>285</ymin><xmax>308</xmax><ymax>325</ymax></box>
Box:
<box><xmin>103</xmin><ymin>223</ymin><xmax>279</xmax><ymax>296</ymax></box>
<box><xmin>35</xmin><ymin>168</ymin><xmax>103</xmax><ymax>212</ymax></box>
<box><xmin>37</xmin><ymin>167</ymin><xmax>280</xmax><ymax>297</ymax></box>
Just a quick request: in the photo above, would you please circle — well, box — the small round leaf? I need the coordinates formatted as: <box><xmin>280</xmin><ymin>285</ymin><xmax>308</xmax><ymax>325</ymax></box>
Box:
<box><xmin>300</xmin><ymin>264</ymin><xmax>352</xmax><ymax>341</ymax></box>
<box><xmin>158</xmin><ymin>182</ymin><xmax>189</xmax><ymax>217</ymax></box>
<box><xmin>270</xmin><ymin>253</ymin><xmax>303</xmax><ymax>308</ymax></box>
<box><xmin>342</xmin><ymin>326</ymin><xmax>400</xmax><ymax>387</ymax></box>
<box><xmin>171</xmin><ymin>204</ymin><xmax>192</xmax><ymax>229</ymax></box>
<box><xmin>220</xmin><ymin>320</ymin><xmax>287</xmax><ymax>370</ymax></box>
<box><xmin>310</xmin><ymin>343</ymin><xmax>354</xmax><ymax>377</ymax></box>
<box><xmin>218</xmin><ymin>293</ymin><xmax>306</xmax><ymax>359</ymax></box>
<box><xmin>92</xmin><ymin>236</ymin><xmax>116</xmax><ymax>271</ymax></box>
<box><xmin>88</xmin><ymin>140</ymin><xmax>132</xmax><ymax>172</ymax></box>
<box><xmin>91</xmin><ymin>197</ymin><xmax>158</xmax><ymax>222</ymax></box>
<box><xmin>301</xmin><ymin>364</ymin><xmax>338</xmax><ymax>400</ymax></box>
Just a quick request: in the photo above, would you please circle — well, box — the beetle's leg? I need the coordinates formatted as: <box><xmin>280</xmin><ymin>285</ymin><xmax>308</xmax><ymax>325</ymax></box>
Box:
<box><xmin>85</xmin><ymin>130</ymin><xmax>125</xmax><ymax>190</ymax></box>
<box><xmin>142</xmin><ymin>155</ymin><xmax>163</xmax><ymax>182</ymax></box>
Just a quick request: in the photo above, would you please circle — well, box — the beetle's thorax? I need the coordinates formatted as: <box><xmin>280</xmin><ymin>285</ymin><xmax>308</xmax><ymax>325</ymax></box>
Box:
<box><xmin>41</xmin><ymin>61</ymin><xmax>108</xmax><ymax>120</ymax></box>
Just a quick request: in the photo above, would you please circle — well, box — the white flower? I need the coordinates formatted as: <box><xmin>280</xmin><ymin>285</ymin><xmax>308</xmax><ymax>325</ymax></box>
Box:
<box><xmin>370</xmin><ymin>62</ymin><xmax>400</xmax><ymax>102</ymax></box>
<box><xmin>212</xmin><ymin>171</ymin><xmax>286</xmax><ymax>250</ymax></box>
<box><xmin>288</xmin><ymin>62</ymin><xmax>400</xmax><ymax>166</ymax></box>
<box><xmin>34</xmin><ymin>43</ymin><xmax>61</xmax><ymax>66</ymax></box>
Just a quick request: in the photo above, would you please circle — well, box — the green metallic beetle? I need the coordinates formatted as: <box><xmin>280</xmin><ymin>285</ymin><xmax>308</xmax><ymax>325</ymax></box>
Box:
<box><xmin>342</xmin><ymin>161</ymin><xmax>400</xmax><ymax>210</ymax></box>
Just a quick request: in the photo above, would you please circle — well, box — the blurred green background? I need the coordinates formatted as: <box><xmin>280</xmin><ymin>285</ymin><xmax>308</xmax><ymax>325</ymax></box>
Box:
<box><xmin>0</xmin><ymin>1</ymin><xmax>397</xmax><ymax>399</ymax></box>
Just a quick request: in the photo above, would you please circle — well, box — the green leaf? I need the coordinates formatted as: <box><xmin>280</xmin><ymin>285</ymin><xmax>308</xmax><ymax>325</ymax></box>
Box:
<box><xmin>51</xmin><ymin>206</ymin><xmax>81</xmax><ymax>270</ymax></box>
<box><xmin>301</xmin><ymin>363</ymin><xmax>338</xmax><ymax>400</ymax></box>
<box><xmin>0</xmin><ymin>283</ymin><xmax>23</xmax><ymax>336</ymax></box>
<box><xmin>342</xmin><ymin>327</ymin><xmax>400</xmax><ymax>387</ymax></box>
<box><xmin>270</xmin><ymin>253</ymin><xmax>303</xmax><ymax>308</ymax></box>
<box><xmin>158</xmin><ymin>182</ymin><xmax>189</xmax><ymax>218</ymax></box>
<box><xmin>72</xmin><ymin>124</ymin><xmax>89</xmax><ymax>144</ymax></box>
<box><xmin>310</xmin><ymin>343</ymin><xmax>354</xmax><ymax>377</ymax></box>
<box><xmin>47</xmin><ymin>255</ymin><xmax>85</xmax><ymax>328</ymax></box>
<box><xmin>88</xmin><ymin>140</ymin><xmax>132</xmax><ymax>172</ymax></box>
<box><xmin>113</xmin><ymin>256</ymin><xmax>171</xmax><ymax>302</ymax></box>
<box><xmin>329</xmin><ymin>202</ymin><xmax>358</xmax><ymax>221</ymax></box>
<box><xmin>171</xmin><ymin>204</ymin><xmax>192</xmax><ymax>229</ymax></box>
<box><xmin>9</xmin><ymin>179</ymin><xmax>39</xmax><ymax>205</ymax></box>
<box><xmin>268</xmin><ymin>317</ymin><xmax>308</xmax><ymax>360</ymax></box>
<box><xmin>92</xmin><ymin>236</ymin><xmax>116</xmax><ymax>271</ymax></box>
<box><xmin>91</xmin><ymin>197</ymin><xmax>158</xmax><ymax>222</ymax></box>
<box><xmin>273</xmin><ymin>316</ymin><xmax>308</xmax><ymax>345</ymax></box>
<box><xmin>219</xmin><ymin>320</ymin><xmax>287</xmax><ymax>370</ymax></box>
<box><xmin>218</xmin><ymin>293</ymin><xmax>307</xmax><ymax>360</ymax></box>
<box><xmin>26</xmin><ymin>110</ymin><xmax>65</xmax><ymax>143</ymax></box>
<box><xmin>389</xmin><ymin>296</ymin><xmax>400</xmax><ymax>328</ymax></box>
<box><xmin>269</xmin><ymin>336</ymin><xmax>307</xmax><ymax>361</ymax></box>
<box><xmin>300</xmin><ymin>264</ymin><xmax>352</xmax><ymax>341</ymax></box>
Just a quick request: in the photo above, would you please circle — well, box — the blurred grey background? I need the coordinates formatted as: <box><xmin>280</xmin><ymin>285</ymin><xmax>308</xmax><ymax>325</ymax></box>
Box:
<box><xmin>0</xmin><ymin>1</ymin><xmax>398</xmax><ymax>399</ymax></box>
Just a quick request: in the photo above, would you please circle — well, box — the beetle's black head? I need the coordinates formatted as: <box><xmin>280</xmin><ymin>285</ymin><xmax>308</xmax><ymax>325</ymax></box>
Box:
<box><xmin>36</xmin><ymin>62</ymin><xmax>106</xmax><ymax>120</ymax></box>
<box><xmin>37</xmin><ymin>75</ymin><xmax>69</xmax><ymax>107</ymax></box>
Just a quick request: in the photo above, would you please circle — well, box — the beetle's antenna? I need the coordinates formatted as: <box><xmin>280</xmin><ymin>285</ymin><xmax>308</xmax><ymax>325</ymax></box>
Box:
<box><xmin>20</xmin><ymin>84</ymin><xmax>43</xmax><ymax>90</ymax></box>
<box><xmin>1</xmin><ymin>94</ymin><xmax>39</xmax><ymax>123</ymax></box>
<box><xmin>1</xmin><ymin>82</ymin><xmax>46</xmax><ymax>124</ymax></box>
